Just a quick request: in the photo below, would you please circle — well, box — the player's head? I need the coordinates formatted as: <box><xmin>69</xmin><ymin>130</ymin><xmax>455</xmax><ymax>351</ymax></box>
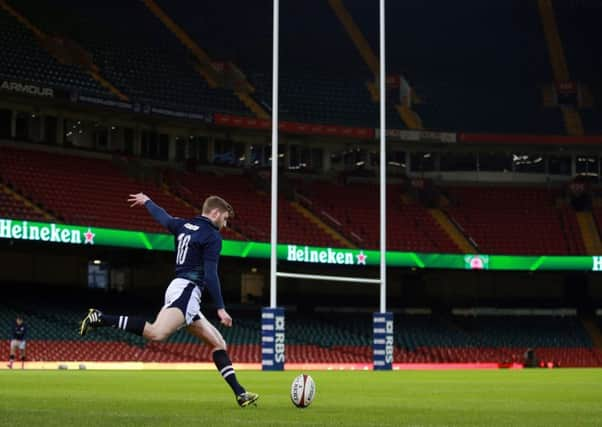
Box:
<box><xmin>16</xmin><ymin>314</ymin><xmax>24</xmax><ymax>324</ymax></box>
<box><xmin>202</xmin><ymin>195</ymin><xmax>234</xmax><ymax>230</ymax></box>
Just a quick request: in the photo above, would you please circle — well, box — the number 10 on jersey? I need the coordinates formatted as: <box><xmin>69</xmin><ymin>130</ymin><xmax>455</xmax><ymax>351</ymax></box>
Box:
<box><xmin>176</xmin><ymin>233</ymin><xmax>191</xmax><ymax>265</ymax></box>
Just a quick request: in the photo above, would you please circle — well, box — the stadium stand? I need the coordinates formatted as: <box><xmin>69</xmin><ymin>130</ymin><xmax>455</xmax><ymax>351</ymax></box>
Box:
<box><xmin>580</xmin><ymin>110</ymin><xmax>602</xmax><ymax>134</ymax></box>
<box><xmin>294</xmin><ymin>180</ymin><xmax>458</xmax><ymax>252</ymax></box>
<box><xmin>0</xmin><ymin>0</ymin><xmax>573</xmax><ymax>132</ymax></box>
<box><xmin>591</xmin><ymin>201</ymin><xmax>602</xmax><ymax>240</ymax></box>
<box><xmin>152</xmin><ymin>0</ymin><xmax>401</xmax><ymax>128</ymax></box>
<box><xmin>249</xmin><ymin>70</ymin><xmax>386</xmax><ymax>128</ymax></box>
<box><xmin>559</xmin><ymin>205</ymin><xmax>587</xmax><ymax>255</ymax></box>
<box><xmin>2</xmin><ymin>293</ymin><xmax>601</xmax><ymax>366</ymax></box>
<box><xmin>444</xmin><ymin>186</ymin><xmax>585</xmax><ymax>255</ymax></box>
<box><xmin>0</xmin><ymin>186</ymin><xmax>47</xmax><ymax>222</ymax></box>
<box><xmin>0</xmin><ymin>144</ymin><xmax>593</xmax><ymax>254</ymax></box>
<box><xmin>344</xmin><ymin>0</ymin><xmax>564</xmax><ymax>134</ymax></box>
<box><xmin>0</xmin><ymin>146</ymin><xmax>193</xmax><ymax>233</ymax></box>
<box><xmin>552</xmin><ymin>0</ymin><xmax>601</xmax><ymax>86</ymax></box>
<box><xmin>0</xmin><ymin>7</ymin><xmax>111</xmax><ymax>98</ymax></box>
<box><xmin>552</xmin><ymin>0</ymin><xmax>602</xmax><ymax>134</ymax></box>
<box><xmin>166</xmin><ymin>170</ymin><xmax>342</xmax><ymax>247</ymax></box>
<box><xmin>8</xmin><ymin>0</ymin><xmax>248</xmax><ymax>115</ymax></box>
<box><xmin>0</xmin><ymin>145</ymin><xmax>342</xmax><ymax>246</ymax></box>
<box><xmin>393</xmin><ymin>314</ymin><xmax>602</xmax><ymax>367</ymax></box>
<box><xmin>2</xmin><ymin>0</ymin><xmax>602</xmax><ymax>374</ymax></box>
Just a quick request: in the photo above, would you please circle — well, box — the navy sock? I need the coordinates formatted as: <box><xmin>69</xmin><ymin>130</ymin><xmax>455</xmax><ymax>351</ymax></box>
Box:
<box><xmin>213</xmin><ymin>349</ymin><xmax>245</xmax><ymax>396</ymax></box>
<box><xmin>100</xmin><ymin>314</ymin><xmax>146</xmax><ymax>336</ymax></box>
<box><xmin>99</xmin><ymin>314</ymin><xmax>119</xmax><ymax>327</ymax></box>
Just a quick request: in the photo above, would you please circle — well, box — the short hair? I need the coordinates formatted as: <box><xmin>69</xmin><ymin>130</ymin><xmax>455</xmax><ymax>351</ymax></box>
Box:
<box><xmin>202</xmin><ymin>195</ymin><xmax>234</xmax><ymax>218</ymax></box>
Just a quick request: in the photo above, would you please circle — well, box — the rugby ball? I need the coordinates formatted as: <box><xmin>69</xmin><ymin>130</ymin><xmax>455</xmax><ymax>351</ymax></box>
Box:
<box><xmin>290</xmin><ymin>373</ymin><xmax>316</xmax><ymax>408</ymax></box>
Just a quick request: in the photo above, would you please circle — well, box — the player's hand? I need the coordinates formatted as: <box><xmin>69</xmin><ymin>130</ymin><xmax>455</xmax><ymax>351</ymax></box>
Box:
<box><xmin>128</xmin><ymin>193</ymin><xmax>150</xmax><ymax>207</ymax></box>
<box><xmin>217</xmin><ymin>309</ymin><xmax>232</xmax><ymax>327</ymax></box>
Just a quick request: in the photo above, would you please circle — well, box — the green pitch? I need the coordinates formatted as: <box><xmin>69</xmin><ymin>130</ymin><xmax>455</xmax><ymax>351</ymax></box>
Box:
<box><xmin>1</xmin><ymin>369</ymin><xmax>602</xmax><ymax>426</ymax></box>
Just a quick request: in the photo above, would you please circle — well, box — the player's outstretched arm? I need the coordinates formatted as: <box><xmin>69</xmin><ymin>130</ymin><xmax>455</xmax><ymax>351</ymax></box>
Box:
<box><xmin>128</xmin><ymin>192</ymin><xmax>174</xmax><ymax>229</ymax></box>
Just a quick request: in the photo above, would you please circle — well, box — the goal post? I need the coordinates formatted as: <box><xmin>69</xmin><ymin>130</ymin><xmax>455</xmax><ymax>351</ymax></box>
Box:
<box><xmin>262</xmin><ymin>0</ymin><xmax>392</xmax><ymax>371</ymax></box>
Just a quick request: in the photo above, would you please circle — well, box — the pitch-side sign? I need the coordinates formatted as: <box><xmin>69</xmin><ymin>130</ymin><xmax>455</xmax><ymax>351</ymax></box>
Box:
<box><xmin>1</xmin><ymin>218</ymin><xmax>601</xmax><ymax>272</ymax></box>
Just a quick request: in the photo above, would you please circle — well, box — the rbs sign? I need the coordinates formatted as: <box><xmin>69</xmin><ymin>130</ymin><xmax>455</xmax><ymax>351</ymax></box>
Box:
<box><xmin>261</xmin><ymin>307</ymin><xmax>285</xmax><ymax>370</ymax></box>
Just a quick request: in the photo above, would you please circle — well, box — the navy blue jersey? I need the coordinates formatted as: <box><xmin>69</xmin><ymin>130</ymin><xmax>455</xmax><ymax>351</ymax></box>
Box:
<box><xmin>168</xmin><ymin>217</ymin><xmax>221</xmax><ymax>285</ymax></box>
<box><xmin>145</xmin><ymin>200</ymin><xmax>225</xmax><ymax>308</ymax></box>
<box><xmin>12</xmin><ymin>322</ymin><xmax>26</xmax><ymax>340</ymax></box>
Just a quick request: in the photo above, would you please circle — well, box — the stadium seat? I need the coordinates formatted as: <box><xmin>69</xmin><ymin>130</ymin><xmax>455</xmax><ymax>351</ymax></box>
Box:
<box><xmin>445</xmin><ymin>186</ymin><xmax>584</xmax><ymax>255</ymax></box>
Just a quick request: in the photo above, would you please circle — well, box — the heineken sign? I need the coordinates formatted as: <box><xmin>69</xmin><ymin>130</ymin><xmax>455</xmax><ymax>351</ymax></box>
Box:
<box><xmin>287</xmin><ymin>245</ymin><xmax>367</xmax><ymax>265</ymax></box>
<box><xmin>0</xmin><ymin>218</ymin><xmax>171</xmax><ymax>250</ymax></box>
<box><xmin>0</xmin><ymin>219</ymin><xmax>94</xmax><ymax>244</ymax></box>
<box><xmin>2</xmin><ymin>217</ymin><xmax>602</xmax><ymax>272</ymax></box>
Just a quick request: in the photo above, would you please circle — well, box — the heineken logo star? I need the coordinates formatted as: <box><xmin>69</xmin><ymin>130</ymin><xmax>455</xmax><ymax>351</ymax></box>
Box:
<box><xmin>84</xmin><ymin>228</ymin><xmax>95</xmax><ymax>244</ymax></box>
<box><xmin>356</xmin><ymin>251</ymin><xmax>367</xmax><ymax>265</ymax></box>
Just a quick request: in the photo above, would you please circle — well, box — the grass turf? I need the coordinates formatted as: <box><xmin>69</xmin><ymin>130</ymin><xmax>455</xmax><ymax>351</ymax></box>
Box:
<box><xmin>1</xmin><ymin>369</ymin><xmax>602</xmax><ymax>426</ymax></box>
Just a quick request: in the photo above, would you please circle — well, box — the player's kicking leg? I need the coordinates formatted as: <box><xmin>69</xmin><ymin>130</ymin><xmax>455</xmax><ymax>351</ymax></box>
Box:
<box><xmin>187</xmin><ymin>315</ymin><xmax>259</xmax><ymax>407</ymax></box>
<box><xmin>80</xmin><ymin>279</ymin><xmax>193</xmax><ymax>340</ymax></box>
<box><xmin>79</xmin><ymin>306</ymin><xmax>184</xmax><ymax>341</ymax></box>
